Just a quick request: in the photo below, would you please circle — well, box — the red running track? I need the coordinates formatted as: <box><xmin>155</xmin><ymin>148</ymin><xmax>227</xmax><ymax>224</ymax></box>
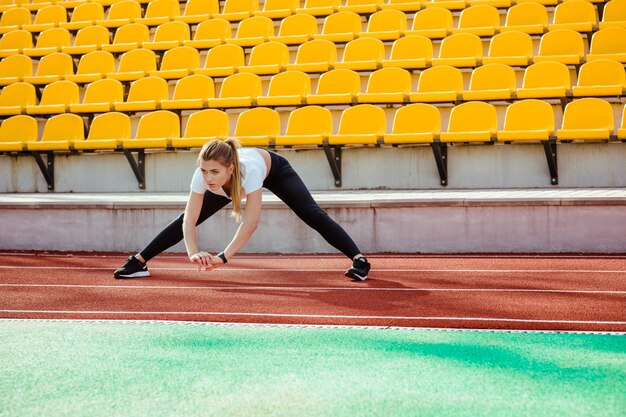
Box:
<box><xmin>1</xmin><ymin>252</ymin><xmax>625</xmax><ymax>332</ymax></box>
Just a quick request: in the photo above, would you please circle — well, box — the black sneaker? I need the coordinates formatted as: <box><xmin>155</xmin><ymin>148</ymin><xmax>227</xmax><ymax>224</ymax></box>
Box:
<box><xmin>114</xmin><ymin>256</ymin><xmax>150</xmax><ymax>279</ymax></box>
<box><xmin>345</xmin><ymin>257</ymin><xmax>370</xmax><ymax>281</ymax></box>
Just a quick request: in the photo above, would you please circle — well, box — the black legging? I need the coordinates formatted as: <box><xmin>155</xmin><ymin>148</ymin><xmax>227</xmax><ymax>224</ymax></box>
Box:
<box><xmin>139</xmin><ymin>151</ymin><xmax>362</xmax><ymax>261</ymax></box>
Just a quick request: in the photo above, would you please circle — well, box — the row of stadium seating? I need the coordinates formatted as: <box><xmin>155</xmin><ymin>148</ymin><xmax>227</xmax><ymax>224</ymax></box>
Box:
<box><xmin>1</xmin><ymin>28</ymin><xmax>624</xmax><ymax>86</ymax></box>
<box><xmin>0</xmin><ymin>0</ymin><xmax>616</xmax><ymax>19</ymax></box>
<box><xmin>1</xmin><ymin>1</ymin><xmax>623</xmax><ymax>37</ymax></box>
<box><xmin>2</xmin><ymin>99</ymin><xmax>624</xmax><ymax>152</ymax></box>
<box><xmin>1</xmin><ymin>61</ymin><xmax>623</xmax><ymax>116</ymax></box>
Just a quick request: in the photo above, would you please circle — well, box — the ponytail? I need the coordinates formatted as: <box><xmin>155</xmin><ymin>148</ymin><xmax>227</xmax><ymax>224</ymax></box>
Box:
<box><xmin>198</xmin><ymin>139</ymin><xmax>243</xmax><ymax>222</ymax></box>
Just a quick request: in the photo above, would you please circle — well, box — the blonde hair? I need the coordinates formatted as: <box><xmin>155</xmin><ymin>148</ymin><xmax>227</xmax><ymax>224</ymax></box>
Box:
<box><xmin>198</xmin><ymin>139</ymin><xmax>243</xmax><ymax>222</ymax></box>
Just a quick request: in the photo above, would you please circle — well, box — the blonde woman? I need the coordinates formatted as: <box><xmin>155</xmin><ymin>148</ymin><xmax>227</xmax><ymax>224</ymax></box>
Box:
<box><xmin>114</xmin><ymin>139</ymin><xmax>371</xmax><ymax>281</ymax></box>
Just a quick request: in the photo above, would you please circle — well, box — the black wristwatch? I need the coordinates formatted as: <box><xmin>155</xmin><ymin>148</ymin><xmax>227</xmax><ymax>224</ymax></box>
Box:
<box><xmin>217</xmin><ymin>252</ymin><xmax>228</xmax><ymax>264</ymax></box>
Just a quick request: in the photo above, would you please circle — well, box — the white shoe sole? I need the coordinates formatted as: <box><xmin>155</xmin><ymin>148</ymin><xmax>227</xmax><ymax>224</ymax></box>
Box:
<box><xmin>115</xmin><ymin>270</ymin><xmax>150</xmax><ymax>279</ymax></box>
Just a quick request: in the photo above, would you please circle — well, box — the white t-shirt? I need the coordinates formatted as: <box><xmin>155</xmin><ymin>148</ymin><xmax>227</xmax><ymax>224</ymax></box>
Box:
<box><xmin>190</xmin><ymin>147</ymin><xmax>268</xmax><ymax>199</ymax></box>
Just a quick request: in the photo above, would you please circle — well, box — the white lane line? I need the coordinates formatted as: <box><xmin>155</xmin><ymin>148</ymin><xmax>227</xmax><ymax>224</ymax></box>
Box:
<box><xmin>2</xmin><ymin>310</ymin><xmax>626</xmax><ymax>326</ymax></box>
<box><xmin>2</xmin><ymin>318</ymin><xmax>625</xmax><ymax>335</ymax></box>
<box><xmin>1</xmin><ymin>266</ymin><xmax>626</xmax><ymax>273</ymax></box>
<box><xmin>1</xmin><ymin>283</ymin><xmax>625</xmax><ymax>295</ymax></box>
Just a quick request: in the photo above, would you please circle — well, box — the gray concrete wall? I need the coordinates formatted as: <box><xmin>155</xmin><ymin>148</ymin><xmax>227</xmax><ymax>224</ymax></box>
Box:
<box><xmin>2</xmin><ymin>143</ymin><xmax>626</xmax><ymax>193</ymax></box>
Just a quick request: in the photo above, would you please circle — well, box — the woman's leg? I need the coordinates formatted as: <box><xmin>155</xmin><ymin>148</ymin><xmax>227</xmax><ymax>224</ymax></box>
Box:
<box><xmin>138</xmin><ymin>192</ymin><xmax>231</xmax><ymax>262</ymax></box>
<box><xmin>263</xmin><ymin>155</ymin><xmax>362</xmax><ymax>260</ymax></box>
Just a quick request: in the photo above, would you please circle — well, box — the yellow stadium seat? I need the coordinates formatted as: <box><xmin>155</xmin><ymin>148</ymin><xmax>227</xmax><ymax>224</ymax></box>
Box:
<box><xmin>388</xmin><ymin>5</ymin><xmax>427</xmax><ymax>34</ymax></box>
<box><xmin>0</xmin><ymin>82</ymin><xmax>36</xmax><ymax>115</ymax></box>
<box><xmin>0</xmin><ymin>114</ymin><xmax>37</xmax><ymax>151</ymax></box>
<box><xmin>557</xmin><ymin>98</ymin><xmax>614</xmax><ymax>141</ymax></box>
<box><xmin>617</xmin><ymin>105</ymin><xmax>626</xmax><ymax>140</ymax></box>
<box><xmin>234</xmin><ymin>107</ymin><xmax>280</xmax><ymax>146</ymax></box>
<box><xmin>96</xmin><ymin>0</ymin><xmax>142</xmax><ymax>29</ymax></box>
<box><xmin>255</xmin><ymin>0</ymin><xmax>298</xmax><ymax>19</ymax></box>
<box><xmin>329</xmin><ymin>104</ymin><xmax>386</xmax><ymax>145</ymax></box>
<box><xmin>225</xmin><ymin>16</ymin><xmax>274</xmax><ymax>47</ymax></box>
<box><xmin>63</xmin><ymin>24</ymin><xmax>100</xmax><ymax>53</ymax></box>
<box><xmin>59</xmin><ymin>2</ymin><xmax>104</xmax><ymax>30</ymax></box>
<box><xmin>149</xmin><ymin>45</ymin><xmax>200</xmax><ymax>79</ymax></box>
<box><xmin>586</xmin><ymin>27</ymin><xmax>626</xmax><ymax>62</ymax></box>
<box><xmin>0</xmin><ymin>53</ymin><xmax>32</xmax><ymax>85</ymax></box>
<box><xmin>74</xmin><ymin>111</ymin><xmax>129</xmax><ymax>150</ymax></box>
<box><xmin>502</xmin><ymin>2</ymin><xmax>548</xmax><ymax>35</ymax></box>
<box><xmin>239</xmin><ymin>41</ymin><xmax>289</xmax><ymax>75</ymax></box>
<box><xmin>359</xmin><ymin>9</ymin><xmax>407</xmax><ymax>41</ymax></box>
<box><xmin>114</xmin><ymin>76</ymin><xmax>169</xmax><ymax>111</ymax></box>
<box><xmin>69</xmin><ymin>78</ymin><xmax>124</xmax><ymax>113</ymax></box>
<box><xmin>161</xmin><ymin>74</ymin><xmax>215</xmax><ymax>109</ymax></box>
<box><xmin>381</xmin><ymin>0</ymin><xmax>423</xmax><ymax>13</ymax></box>
<box><xmin>497</xmin><ymin>99</ymin><xmax>554</xmax><ymax>142</ymax></box>
<box><xmin>143</xmin><ymin>21</ymin><xmax>190</xmax><ymax>51</ymax></box>
<box><xmin>269</xmin><ymin>14</ymin><xmax>317</xmax><ymax>45</ymax></box>
<box><xmin>410</xmin><ymin>65</ymin><xmax>463</xmax><ymax>102</ymax></box>
<box><xmin>314</xmin><ymin>11</ymin><xmax>362</xmax><ymax>43</ymax></box>
<box><xmin>549</xmin><ymin>0</ymin><xmax>597</xmax><ymax>33</ymax></box>
<box><xmin>135</xmin><ymin>0</ymin><xmax>180</xmax><ymax>26</ymax></box>
<box><xmin>208</xmin><ymin>72</ymin><xmax>262</xmax><ymax>108</ymax></box>
<box><xmin>295</xmin><ymin>0</ymin><xmax>340</xmax><ymax>17</ymax></box>
<box><xmin>384</xmin><ymin>103</ymin><xmax>441</xmax><ymax>144</ymax></box>
<box><xmin>339</xmin><ymin>0</ymin><xmax>383</xmax><ymax>14</ymax></box>
<box><xmin>382</xmin><ymin>35</ymin><xmax>432</xmax><ymax>69</ymax></box>
<box><xmin>102</xmin><ymin>23</ymin><xmax>150</xmax><ymax>53</ymax></box>
<box><xmin>0</xmin><ymin>8</ymin><xmax>31</xmax><ymax>34</ymax></box>
<box><xmin>25</xmin><ymin>79</ymin><xmax>77</xmax><ymax>114</ymax></box>
<box><xmin>123</xmin><ymin>110</ymin><xmax>179</xmax><ymax>149</ymax></box>
<box><xmin>276</xmin><ymin>105</ymin><xmax>332</xmax><ymax>146</ymax></box>
<box><xmin>0</xmin><ymin>29</ymin><xmax>33</xmax><ymax>57</ymax></box>
<box><xmin>482</xmin><ymin>31</ymin><xmax>533</xmax><ymax>66</ymax></box>
<box><xmin>534</xmin><ymin>29</ymin><xmax>585</xmax><ymax>65</ymax></box>
<box><xmin>216</xmin><ymin>0</ymin><xmax>259</xmax><ymax>22</ymax></box>
<box><xmin>285</xmin><ymin>39</ymin><xmax>337</xmax><ymax>73</ymax></box>
<box><xmin>516</xmin><ymin>0</ymin><xmax>556</xmax><ymax>5</ymax></box>
<box><xmin>517</xmin><ymin>61</ymin><xmax>572</xmax><ymax>98</ymax></box>
<box><xmin>22</xmin><ymin>27</ymin><xmax>69</xmax><ymax>57</ymax></box>
<box><xmin>22</xmin><ymin>52</ymin><xmax>73</xmax><ymax>84</ymax></box>
<box><xmin>257</xmin><ymin>70</ymin><xmax>311</xmax><ymax>106</ymax></box>
<box><xmin>440</xmin><ymin>101</ymin><xmax>497</xmax><ymax>143</ymax></box>
<box><xmin>573</xmin><ymin>59</ymin><xmax>626</xmax><ymax>97</ymax></box>
<box><xmin>357</xmin><ymin>67</ymin><xmax>412</xmax><ymax>103</ymax></box>
<box><xmin>469</xmin><ymin>0</ymin><xmax>510</xmax><ymax>8</ymax></box>
<box><xmin>63</xmin><ymin>50</ymin><xmax>114</xmax><ymax>83</ymax></box>
<box><xmin>432</xmin><ymin>33</ymin><xmax>482</xmax><ymax>67</ymax></box>
<box><xmin>451</xmin><ymin>5</ymin><xmax>500</xmax><ymax>37</ymax></box>
<box><xmin>334</xmin><ymin>37</ymin><xmax>385</xmax><ymax>71</ymax></box>
<box><xmin>423</xmin><ymin>0</ymin><xmax>467</xmax><ymax>11</ymax></box>
<box><xmin>194</xmin><ymin>43</ymin><xmax>244</xmax><ymax>77</ymax></box>
<box><xmin>23</xmin><ymin>5</ymin><xmax>67</xmax><ymax>32</ymax></box>
<box><xmin>174</xmin><ymin>0</ymin><xmax>218</xmax><ymax>24</ymax></box>
<box><xmin>462</xmin><ymin>63</ymin><xmax>516</xmax><ymax>101</ymax></box>
<box><xmin>106</xmin><ymin>48</ymin><xmax>156</xmax><ymax>81</ymax></box>
<box><xmin>27</xmin><ymin>113</ymin><xmax>83</xmax><ymax>151</ymax></box>
<box><xmin>600</xmin><ymin>0</ymin><xmax>626</xmax><ymax>29</ymax></box>
<box><xmin>183</xmin><ymin>18</ymin><xmax>230</xmax><ymax>50</ymax></box>
<box><xmin>172</xmin><ymin>109</ymin><xmax>229</xmax><ymax>148</ymax></box>
<box><xmin>306</xmin><ymin>68</ymin><xmax>360</xmax><ymax>104</ymax></box>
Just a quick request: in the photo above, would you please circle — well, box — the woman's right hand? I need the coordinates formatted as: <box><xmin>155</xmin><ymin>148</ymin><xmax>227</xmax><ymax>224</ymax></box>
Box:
<box><xmin>189</xmin><ymin>251</ymin><xmax>213</xmax><ymax>271</ymax></box>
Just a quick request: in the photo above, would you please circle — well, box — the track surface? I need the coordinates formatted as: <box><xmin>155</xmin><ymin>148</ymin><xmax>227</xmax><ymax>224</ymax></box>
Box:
<box><xmin>1</xmin><ymin>253</ymin><xmax>625</xmax><ymax>332</ymax></box>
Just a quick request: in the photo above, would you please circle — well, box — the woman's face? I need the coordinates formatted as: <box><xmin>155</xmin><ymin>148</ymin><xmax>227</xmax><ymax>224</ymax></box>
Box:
<box><xmin>199</xmin><ymin>158</ymin><xmax>233</xmax><ymax>191</ymax></box>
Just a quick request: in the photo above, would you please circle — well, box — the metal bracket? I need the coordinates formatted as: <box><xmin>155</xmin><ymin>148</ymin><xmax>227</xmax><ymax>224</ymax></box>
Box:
<box><xmin>322</xmin><ymin>143</ymin><xmax>342</xmax><ymax>187</ymax></box>
<box><xmin>430</xmin><ymin>142</ymin><xmax>448</xmax><ymax>186</ymax></box>
<box><xmin>122</xmin><ymin>149</ymin><xmax>146</xmax><ymax>189</ymax></box>
<box><xmin>32</xmin><ymin>151</ymin><xmax>54</xmax><ymax>191</ymax></box>
<box><xmin>542</xmin><ymin>140</ymin><xmax>558</xmax><ymax>185</ymax></box>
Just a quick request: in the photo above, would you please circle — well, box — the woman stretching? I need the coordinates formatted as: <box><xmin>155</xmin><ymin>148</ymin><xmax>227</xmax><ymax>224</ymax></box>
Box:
<box><xmin>113</xmin><ymin>139</ymin><xmax>371</xmax><ymax>281</ymax></box>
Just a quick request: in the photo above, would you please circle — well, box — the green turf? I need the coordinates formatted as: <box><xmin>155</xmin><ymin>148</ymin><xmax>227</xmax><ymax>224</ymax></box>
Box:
<box><xmin>0</xmin><ymin>320</ymin><xmax>624</xmax><ymax>417</ymax></box>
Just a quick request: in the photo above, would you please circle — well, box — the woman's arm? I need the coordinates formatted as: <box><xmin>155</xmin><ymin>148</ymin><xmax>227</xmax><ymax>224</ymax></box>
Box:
<box><xmin>217</xmin><ymin>189</ymin><xmax>263</xmax><ymax>264</ymax></box>
<box><xmin>182</xmin><ymin>191</ymin><xmax>210</xmax><ymax>269</ymax></box>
